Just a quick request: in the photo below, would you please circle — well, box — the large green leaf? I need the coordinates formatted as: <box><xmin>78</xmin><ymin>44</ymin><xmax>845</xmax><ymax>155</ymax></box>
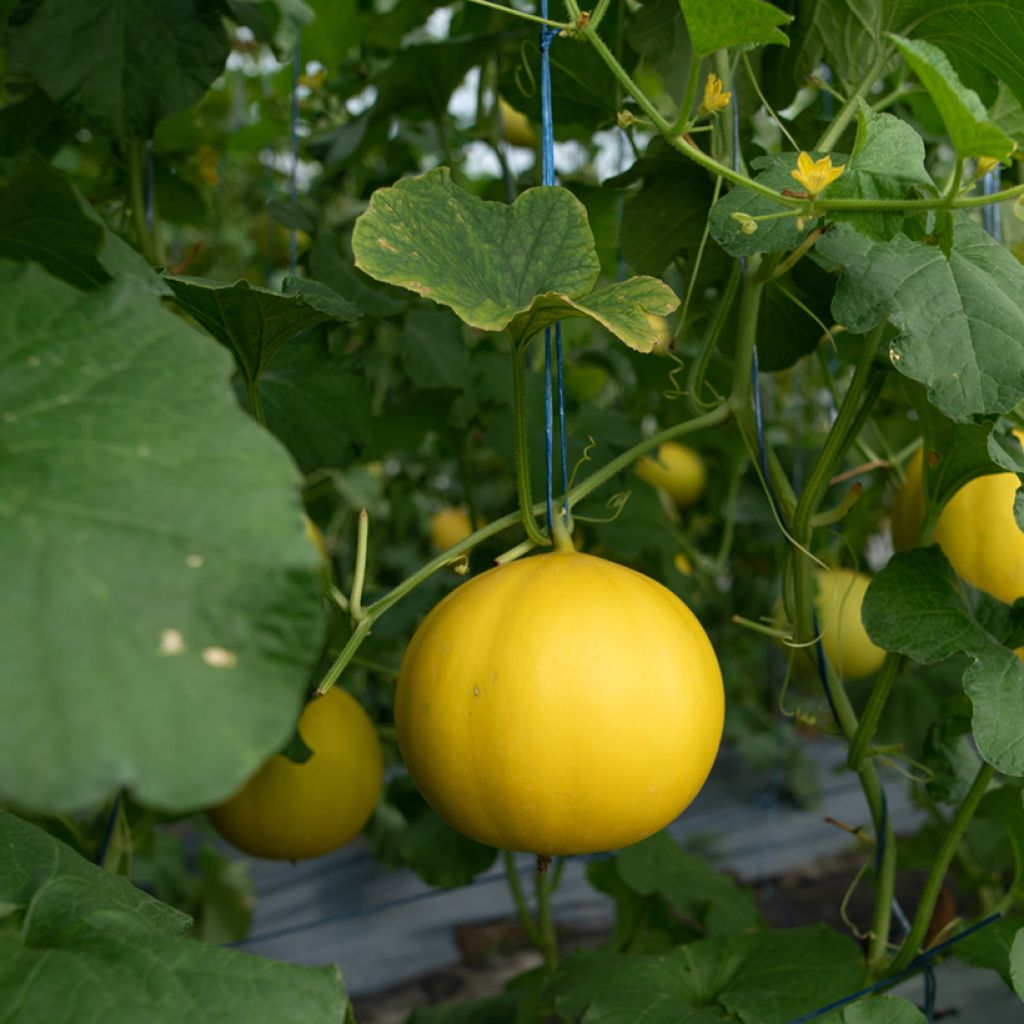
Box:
<box><xmin>890</xmin><ymin>36</ymin><xmax>1015</xmax><ymax>160</ymax></box>
<box><xmin>7</xmin><ymin>0</ymin><xmax>230</xmax><ymax>138</ymax></box>
<box><xmin>614</xmin><ymin>831</ymin><xmax>760</xmax><ymax>935</ymax></box>
<box><xmin>353</xmin><ymin>168</ymin><xmax>678</xmax><ymax>350</ymax></box>
<box><xmin>0</xmin><ymin>813</ymin><xmax>352</xmax><ymax>1024</ymax></box>
<box><xmin>826</xmin><ymin>104</ymin><xmax>934</xmax><ymax>240</ymax></box>
<box><xmin>678</xmin><ymin>0</ymin><xmax>791</xmax><ymax>56</ymax></box>
<box><xmin>862</xmin><ymin>548</ymin><xmax>1024</xmax><ymax>776</ymax></box>
<box><xmin>0</xmin><ymin>263</ymin><xmax>327</xmax><ymax>814</ymax></box>
<box><xmin>817</xmin><ymin>218</ymin><xmax>1024</xmax><ymax>423</ymax></box>
<box><xmin>164</xmin><ymin>275</ymin><xmax>361</xmax><ymax>382</ymax></box>
<box><xmin>555</xmin><ymin>926</ymin><xmax>861</xmax><ymax>1024</ymax></box>
<box><xmin>0</xmin><ymin>156</ymin><xmax>107</xmax><ymax>289</ymax></box>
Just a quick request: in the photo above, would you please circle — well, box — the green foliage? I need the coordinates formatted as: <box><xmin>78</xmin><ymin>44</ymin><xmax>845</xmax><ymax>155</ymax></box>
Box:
<box><xmin>678</xmin><ymin>0</ymin><xmax>792</xmax><ymax>56</ymax></box>
<box><xmin>0</xmin><ymin>262</ymin><xmax>326</xmax><ymax>813</ymax></box>
<box><xmin>555</xmin><ymin>926</ymin><xmax>862</xmax><ymax>1023</ymax></box>
<box><xmin>839</xmin><ymin>996</ymin><xmax>927</xmax><ymax>1023</ymax></box>
<box><xmin>352</xmin><ymin>168</ymin><xmax>678</xmax><ymax>350</ymax></box>
<box><xmin>0</xmin><ymin>812</ymin><xmax>352</xmax><ymax>1023</ymax></box>
<box><xmin>819</xmin><ymin>218</ymin><xmax>1024</xmax><ymax>422</ymax></box>
<box><xmin>7</xmin><ymin>0</ymin><xmax>231</xmax><ymax>138</ymax></box>
<box><xmin>888</xmin><ymin>36</ymin><xmax>1014</xmax><ymax>160</ymax></box>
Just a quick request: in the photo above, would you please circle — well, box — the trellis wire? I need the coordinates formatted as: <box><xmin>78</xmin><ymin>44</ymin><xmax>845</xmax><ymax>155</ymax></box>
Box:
<box><xmin>539</xmin><ymin>3</ymin><xmax>568</xmax><ymax>529</ymax></box>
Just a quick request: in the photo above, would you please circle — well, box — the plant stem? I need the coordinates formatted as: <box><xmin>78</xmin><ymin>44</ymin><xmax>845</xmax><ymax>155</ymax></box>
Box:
<box><xmin>673</xmin><ymin>54</ymin><xmax>703</xmax><ymax>132</ymax></box>
<box><xmin>588</xmin><ymin>0</ymin><xmax>613</xmax><ymax>33</ymax></box>
<box><xmin>316</xmin><ymin>617</ymin><xmax>373</xmax><ymax>695</ymax></box>
<box><xmin>888</xmin><ymin>762</ymin><xmax>995</xmax><ymax>975</ymax></box>
<box><xmin>126</xmin><ymin>139</ymin><xmax>156</xmax><ymax>264</ymax></box>
<box><xmin>465</xmin><ymin>0</ymin><xmax>569</xmax><ymax>29</ymax></box>
<box><xmin>848</xmin><ymin>654</ymin><xmax>904</xmax><ymax>770</ymax></box>
<box><xmin>814</xmin><ymin>50</ymin><xmax>891</xmax><ymax>152</ymax></box>
<box><xmin>504</xmin><ymin>851</ymin><xmax>545</xmax><ymax>950</ymax></box>
<box><xmin>350</xmin><ymin>508</ymin><xmax>369</xmax><ymax>619</ymax></box>
<box><xmin>534</xmin><ymin>863</ymin><xmax>560</xmax><ymax>968</ymax></box>
<box><xmin>246</xmin><ymin>379</ymin><xmax>266</xmax><ymax>425</ymax></box>
<box><xmin>511</xmin><ymin>343</ymin><xmax>551</xmax><ymax>547</ymax></box>
<box><xmin>730</xmin><ymin>265</ymin><xmax>765</xmax><ymax>408</ymax></box>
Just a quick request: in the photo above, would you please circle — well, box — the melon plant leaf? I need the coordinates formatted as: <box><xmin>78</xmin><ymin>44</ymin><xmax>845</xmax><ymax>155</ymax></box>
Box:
<box><xmin>164</xmin><ymin>275</ymin><xmax>361</xmax><ymax>382</ymax></box>
<box><xmin>353</xmin><ymin>168</ymin><xmax>599</xmax><ymax>330</ymax></box>
<box><xmin>863</xmin><ymin>549</ymin><xmax>1024</xmax><ymax>776</ymax></box>
<box><xmin>0</xmin><ymin>155</ymin><xmax>107</xmax><ymax>289</ymax></box>
<box><xmin>1016</xmin><ymin>489</ymin><xmax>1024</xmax><ymax>533</ymax></box>
<box><xmin>614</xmin><ymin>830</ymin><xmax>760</xmax><ymax>935</ymax></box>
<box><xmin>678</xmin><ymin>0</ymin><xmax>792</xmax><ymax>56</ymax></box>
<box><xmin>889</xmin><ymin>35</ymin><xmax>1015</xmax><ymax>160</ymax></box>
<box><xmin>818</xmin><ymin>218</ymin><xmax>1024</xmax><ymax>423</ymax></box>
<box><xmin>6</xmin><ymin>0</ymin><xmax>231</xmax><ymax>138</ymax></box>
<box><xmin>0</xmin><ymin>262</ymin><xmax>327</xmax><ymax>814</ymax></box>
<box><xmin>238</xmin><ymin>337</ymin><xmax>371</xmax><ymax>473</ymax></box>
<box><xmin>954</xmin><ymin>914</ymin><xmax>1024</xmax><ymax>987</ymax></box>
<box><xmin>826</xmin><ymin>105</ymin><xmax>934</xmax><ymax>240</ymax></box>
<box><xmin>840</xmin><ymin>995</ymin><xmax>927</xmax><ymax>1022</ymax></box>
<box><xmin>507</xmin><ymin>277</ymin><xmax>680</xmax><ymax>352</ymax></box>
<box><xmin>0</xmin><ymin>813</ymin><xmax>352</xmax><ymax>1024</ymax></box>
<box><xmin>709</xmin><ymin>156</ymin><xmax>814</xmax><ymax>257</ymax></box>
<box><xmin>353</xmin><ymin>167</ymin><xmax>677</xmax><ymax>350</ymax></box>
<box><xmin>555</xmin><ymin>926</ymin><xmax>861</xmax><ymax>1024</ymax></box>
<box><xmin>308</xmin><ymin>234</ymin><xmax>406</xmax><ymax>318</ymax></box>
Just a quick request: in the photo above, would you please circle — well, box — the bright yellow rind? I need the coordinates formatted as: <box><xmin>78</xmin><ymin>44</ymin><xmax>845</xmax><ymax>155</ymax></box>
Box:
<box><xmin>209</xmin><ymin>688</ymin><xmax>383</xmax><ymax>860</ymax></box>
<box><xmin>499</xmin><ymin>98</ymin><xmax>535</xmax><ymax>149</ymax></box>
<box><xmin>395</xmin><ymin>551</ymin><xmax>724</xmax><ymax>855</ymax></box>
<box><xmin>429</xmin><ymin>506</ymin><xmax>473</xmax><ymax>551</ymax></box>
<box><xmin>815</xmin><ymin>568</ymin><xmax>886</xmax><ymax>680</ymax></box>
<box><xmin>636</xmin><ymin>441</ymin><xmax>707</xmax><ymax>508</ymax></box>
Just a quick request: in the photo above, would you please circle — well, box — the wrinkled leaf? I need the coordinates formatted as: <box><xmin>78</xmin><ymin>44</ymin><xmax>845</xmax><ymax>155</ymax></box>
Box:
<box><xmin>0</xmin><ymin>816</ymin><xmax>350</xmax><ymax>1024</ymax></box>
<box><xmin>164</xmin><ymin>275</ymin><xmax>360</xmax><ymax>381</ymax></box>
<box><xmin>678</xmin><ymin>0</ymin><xmax>791</xmax><ymax>56</ymax></box>
<box><xmin>890</xmin><ymin>35</ymin><xmax>1014</xmax><ymax>159</ymax></box>
<box><xmin>7</xmin><ymin>0</ymin><xmax>230</xmax><ymax>138</ymax></box>
<box><xmin>826</xmin><ymin>104</ymin><xmax>934</xmax><ymax>240</ymax></box>
<box><xmin>819</xmin><ymin>218</ymin><xmax>1024</xmax><ymax>423</ymax></box>
<box><xmin>863</xmin><ymin>548</ymin><xmax>1024</xmax><ymax>776</ymax></box>
<box><xmin>353</xmin><ymin>168</ymin><xmax>678</xmax><ymax>349</ymax></box>
<box><xmin>614</xmin><ymin>830</ymin><xmax>760</xmax><ymax>935</ymax></box>
<box><xmin>0</xmin><ymin>263</ymin><xmax>327</xmax><ymax>813</ymax></box>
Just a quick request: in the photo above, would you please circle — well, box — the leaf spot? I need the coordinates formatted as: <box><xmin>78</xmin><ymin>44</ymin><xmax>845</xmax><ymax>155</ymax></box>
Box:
<box><xmin>203</xmin><ymin>646</ymin><xmax>237</xmax><ymax>668</ymax></box>
<box><xmin>185</xmin><ymin>553</ymin><xmax>203</xmax><ymax>568</ymax></box>
<box><xmin>136</xmin><ymin>444</ymin><xmax>150</xmax><ymax>457</ymax></box>
<box><xmin>159</xmin><ymin>629</ymin><xmax>185</xmax><ymax>656</ymax></box>
<box><xmin>377</xmin><ymin>238</ymin><xmax>398</xmax><ymax>253</ymax></box>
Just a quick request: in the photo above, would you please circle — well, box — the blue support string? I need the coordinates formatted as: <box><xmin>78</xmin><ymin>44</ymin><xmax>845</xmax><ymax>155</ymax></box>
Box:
<box><xmin>538</xmin><ymin>4</ymin><xmax>568</xmax><ymax>529</ymax></box>
<box><xmin>785</xmin><ymin>912</ymin><xmax>1002</xmax><ymax>1023</ymax></box>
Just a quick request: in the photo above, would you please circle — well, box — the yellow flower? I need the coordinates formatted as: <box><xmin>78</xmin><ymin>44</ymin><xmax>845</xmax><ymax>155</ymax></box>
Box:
<box><xmin>698</xmin><ymin>73</ymin><xmax>731</xmax><ymax>117</ymax></box>
<box><xmin>195</xmin><ymin>144</ymin><xmax>220</xmax><ymax>187</ymax></box>
<box><xmin>790</xmin><ymin>151</ymin><xmax>845</xmax><ymax>197</ymax></box>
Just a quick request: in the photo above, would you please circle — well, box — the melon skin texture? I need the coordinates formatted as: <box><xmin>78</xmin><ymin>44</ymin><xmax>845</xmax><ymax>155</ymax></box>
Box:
<box><xmin>635</xmin><ymin>442</ymin><xmax>707</xmax><ymax>508</ymax></box>
<box><xmin>815</xmin><ymin>568</ymin><xmax>885</xmax><ymax>680</ymax></box>
<box><xmin>209</xmin><ymin>687</ymin><xmax>383</xmax><ymax>861</ymax></box>
<box><xmin>892</xmin><ymin>436</ymin><xmax>1024</xmax><ymax>658</ymax></box>
<box><xmin>394</xmin><ymin>551</ymin><xmax>724</xmax><ymax>855</ymax></box>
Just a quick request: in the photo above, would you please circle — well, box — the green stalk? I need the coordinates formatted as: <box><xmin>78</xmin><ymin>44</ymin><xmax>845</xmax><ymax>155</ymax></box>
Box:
<box><xmin>504</xmin><ymin>852</ymin><xmax>545</xmax><ymax>950</ymax></box>
<box><xmin>729</xmin><ymin>265</ymin><xmax>765</xmax><ymax>408</ymax></box>
<box><xmin>534</xmin><ymin>865</ymin><xmax>560</xmax><ymax>969</ymax></box>
<box><xmin>888</xmin><ymin>762</ymin><xmax>995</xmax><ymax>975</ymax></box>
<box><xmin>848</xmin><ymin>654</ymin><xmax>904</xmax><ymax>770</ymax></box>
<box><xmin>465</xmin><ymin>0</ymin><xmax>568</xmax><ymax>29</ymax></box>
<box><xmin>672</xmin><ymin>54</ymin><xmax>704</xmax><ymax>132</ymax></box>
<box><xmin>126</xmin><ymin>139</ymin><xmax>156</xmax><ymax>264</ymax></box>
<box><xmin>350</xmin><ymin>508</ymin><xmax>369</xmax><ymax>620</ymax></box>
<box><xmin>511</xmin><ymin>343</ymin><xmax>550</xmax><ymax>548</ymax></box>
<box><xmin>246</xmin><ymin>379</ymin><xmax>266</xmax><ymax>425</ymax></box>
<box><xmin>814</xmin><ymin>50</ymin><xmax>891</xmax><ymax>152</ymax></box>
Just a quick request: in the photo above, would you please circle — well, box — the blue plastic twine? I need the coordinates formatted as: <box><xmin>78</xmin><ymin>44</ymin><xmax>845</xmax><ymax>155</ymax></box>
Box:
<box><xmin>539</xmin><ymin>6</ymin><xmax>568</xmax><ymax>530</ymax></box>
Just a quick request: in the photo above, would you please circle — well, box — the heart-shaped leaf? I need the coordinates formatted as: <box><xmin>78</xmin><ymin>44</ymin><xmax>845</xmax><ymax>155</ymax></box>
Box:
<box><xmin>353</xmin><ymin>167</ymin><xmax>678</xmax><ymax>349</ymax></box>
<box><xmin>0</xmin><ymin>262</ymin><xmax>327</xmax><ymax>814</ymax></box>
